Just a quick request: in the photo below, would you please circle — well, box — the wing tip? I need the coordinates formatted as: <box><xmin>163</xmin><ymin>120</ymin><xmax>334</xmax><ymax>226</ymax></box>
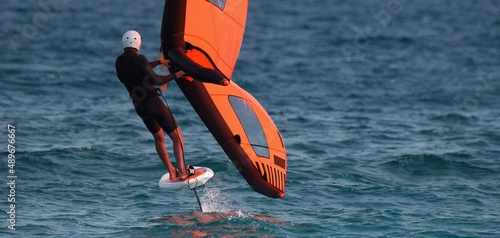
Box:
<box><xmin>252</xmin><ymin>178</ymin><xmax>285</xmax><ymax>199</ymax></box>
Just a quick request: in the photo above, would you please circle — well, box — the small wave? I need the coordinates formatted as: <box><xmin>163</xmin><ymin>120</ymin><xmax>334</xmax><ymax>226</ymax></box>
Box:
<box><xmin>430</xmin><ymin>112</ymin><xmax>476</xmax><ymax>124</ymax></box>
<box><xmin>382</xmin><ymin>153</ymin><xmax>495</xmax><ymax>180</ymax></box>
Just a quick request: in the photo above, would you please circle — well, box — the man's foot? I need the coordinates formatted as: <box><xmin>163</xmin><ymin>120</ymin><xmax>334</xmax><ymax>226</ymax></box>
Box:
<box><xmin>178</xmin><ymin>165</ymin><xmax>195</xmax><ymax>180</ymax></box>
<box><xmin>178</xmin><ymin>171</ymin><xmax>189</xmax><ymax>180</ymax></box>
<box><xmin>169</xmin><ymin>169</ymin><xmax>178</xmax><ymax>180</ymax></box>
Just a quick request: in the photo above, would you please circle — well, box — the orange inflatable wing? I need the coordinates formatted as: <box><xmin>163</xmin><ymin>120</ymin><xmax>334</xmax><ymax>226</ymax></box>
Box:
<box><xmin>160</xmin><ymin>0</ymin><xmax>287</xmax><ymax>198</ymax></box>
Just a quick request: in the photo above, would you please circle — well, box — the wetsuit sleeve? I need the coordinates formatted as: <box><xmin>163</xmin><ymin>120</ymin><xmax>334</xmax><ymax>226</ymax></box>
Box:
<box><xmin>149</xmin><ymin>60</ymin><xmax>161</xmax><ymax>68</ymax></box>
<box><xmin>135</xmin><ymin>55</ymin><xmax>179</xmax><ymax>85</ymax></box>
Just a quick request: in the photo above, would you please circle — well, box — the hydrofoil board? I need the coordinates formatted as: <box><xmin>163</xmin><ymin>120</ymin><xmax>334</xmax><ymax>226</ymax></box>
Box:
<box><xmin>159</xmin><ymin>166</ymin><xmax>214</xmax><ymax>190</ymax></box>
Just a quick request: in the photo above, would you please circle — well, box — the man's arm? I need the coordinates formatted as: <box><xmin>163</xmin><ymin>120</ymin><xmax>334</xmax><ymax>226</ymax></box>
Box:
<box><xmin>149</xmin><ymin>60</ymin><xmax>162</xmax><ymax>68</ymax></box>
<box><xmin>136</xmin><ymin>55</ymin><xmax>184</xmax><ymax>85</ymax></box>
<box><xmin>147</xmin><ymin>68</ymin><xmax>185</xmax><ymax>85</ymax></box>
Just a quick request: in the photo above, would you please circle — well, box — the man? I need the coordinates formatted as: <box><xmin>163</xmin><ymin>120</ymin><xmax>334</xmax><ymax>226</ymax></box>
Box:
<box><xmin>115</xmin><ymin>30</ymin><xmax>189</xmax><ymax>180</ymax></box>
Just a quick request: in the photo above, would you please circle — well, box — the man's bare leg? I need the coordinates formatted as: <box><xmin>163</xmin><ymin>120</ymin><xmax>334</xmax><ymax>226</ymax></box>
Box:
<box><xmin>153</xmin><ymin>129</ymin><xmax>177</xmax><ymax>180</ymax></box>
<box><xmin>168</xmin><ymin>127</ymin><xmax>187</xmax><ymax>179</ymax></box>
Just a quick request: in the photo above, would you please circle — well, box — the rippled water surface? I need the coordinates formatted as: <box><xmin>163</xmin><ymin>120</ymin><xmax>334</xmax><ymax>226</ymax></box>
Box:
<box><xmin>2</xmin><ymin>0</ymin><xmax>500</xmax><ymax>237</ymax></box>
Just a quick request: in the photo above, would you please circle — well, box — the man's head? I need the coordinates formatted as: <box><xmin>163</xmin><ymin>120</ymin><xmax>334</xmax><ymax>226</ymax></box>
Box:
<box><xmin>122</xmin><ymin>30</ymin><xmax>141</xmax><ymax>51</ymax></box>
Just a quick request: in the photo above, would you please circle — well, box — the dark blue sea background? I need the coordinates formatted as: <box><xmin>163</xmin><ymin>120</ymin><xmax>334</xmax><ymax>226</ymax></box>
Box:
<box><xmin>2</xmin><ymin>0</ymin><xmax>500</xmax><ymax>237</ymax></box>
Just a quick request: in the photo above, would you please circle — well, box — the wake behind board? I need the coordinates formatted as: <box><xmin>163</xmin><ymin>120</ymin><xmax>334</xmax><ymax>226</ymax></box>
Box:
<box><xmin>159</xmin><ymin>167</ymin><xmax>214</xmax><ymax>190</ymax></box>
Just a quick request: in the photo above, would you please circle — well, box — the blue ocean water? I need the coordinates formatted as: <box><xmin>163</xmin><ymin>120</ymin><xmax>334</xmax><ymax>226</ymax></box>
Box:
<box><xmin>1</xmin><ymin>0</ymin><xmax>500</xmax><ymax>237</ymax></box>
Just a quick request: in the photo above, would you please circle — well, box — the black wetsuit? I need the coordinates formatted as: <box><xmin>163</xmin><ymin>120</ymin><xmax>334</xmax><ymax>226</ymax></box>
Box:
<box><xmin>115</xmin><ymin>49</ymin><xmax>179</xmax><ymax>134</ymax></box>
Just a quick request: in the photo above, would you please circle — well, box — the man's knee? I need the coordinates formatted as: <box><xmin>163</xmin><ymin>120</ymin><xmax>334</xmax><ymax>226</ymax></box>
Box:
<box><xmin>168</xmin><ymin>128</ymin><xmax>182</xmax><ymax>142</ymax></box>
<box><xmin>153</xmin><ymin>129</ymin><xmax>164</xmax><ymax>142</ymax></box>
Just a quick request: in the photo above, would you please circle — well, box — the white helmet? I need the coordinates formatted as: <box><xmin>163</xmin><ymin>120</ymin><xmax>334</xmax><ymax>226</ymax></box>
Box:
<box><xmin>122</xmin><ymin>30</ymin><xmax>141</xmax><ymax>51</ymax></box>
